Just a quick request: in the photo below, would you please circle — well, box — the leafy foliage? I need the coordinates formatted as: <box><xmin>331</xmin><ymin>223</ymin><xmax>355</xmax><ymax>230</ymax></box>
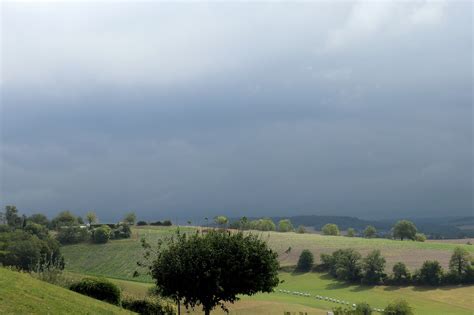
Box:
<box><xmin>322</xmin><ymin>223</ymin><xmax>340</xmax><ymax>236</ymax></box>
<box><xmin>92</xmin><ymin>225</ymin><xmax>112</xmax><ymax>244</ymax></box>
<box><xmin>70</xmin><ymin>277</ymin><xmax>122</xmax><ymax>305</ymax></box>
<box><xmin>296</xmin><ymin>249</ymin><xmax>314</xmax><ymax>272</ymax></box>
<box><xmin>144</xmin><ymin>230</ymin><xmax>279</xmax><ymax>315</ymax></box>
<box><xmin>383</xmin><ymin>299</ymin><xmax>413</xmax><ymax>315</ymax></box>
<box><xmin>363</xmin><ymin>226</ymin><xmax>376</xmax><ymax>238</ymax></box>
<box><xmin>278</xmin><ymin>219</ymin><xmax>294</xmax><ymax>232</ymax></box>
<box><xmin>122</xmin><ymin>297</ymin><xmax>175</xmax><ymax>315</ymax></box>
<box><xmin>362</xmin><ymin>250</ymin><xmax>386</xmax><ymax>284</ymax></box>
<box><xmin>415</xmin><ymin>260</ymin><xmax>444</xmax><ymax>285</ymax></box>
<box><xmin>392</xmin><ymin>220</ymin><xmax>417</xmax><ymax>241</ymax></box>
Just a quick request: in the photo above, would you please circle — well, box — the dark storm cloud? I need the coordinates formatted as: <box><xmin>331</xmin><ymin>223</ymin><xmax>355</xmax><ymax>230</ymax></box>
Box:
<box><xmin>1</xmin><ymin>1</ymin><xmax>472</xmax><ymax>221</ymax></box>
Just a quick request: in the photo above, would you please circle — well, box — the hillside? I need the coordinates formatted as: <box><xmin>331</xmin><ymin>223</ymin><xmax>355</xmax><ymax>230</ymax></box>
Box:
<box><xmin>0</xmin><ymin>268</ymin><xmax>133</xmax><ymax>315</ymax></box>
<box><xmin>61</xmin><ymin>226</ymin><xmax>474</xmax><ymax>282</ymax></box>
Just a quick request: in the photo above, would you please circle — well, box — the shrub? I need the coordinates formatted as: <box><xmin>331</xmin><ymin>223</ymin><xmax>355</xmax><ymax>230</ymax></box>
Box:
<box><xmin>362</xmin><ymin>250</ymin><xmax>386</xmax><ymax>284</ymax></box>
<box><xmin>136</xmin><ymin>220</ymin><xmax>148</xmax><ymax>226</ymax></box>
<box><xmin>415</xmin><ymin>260</ymin><xmax>443</xmax><ymax>285</ymax></box>
<box><xmin>322</xmin><ymin>223</ymin><xmax>340</xmax><ymax>236</ymax></box>
<box><xmin>355</xmin><ymin>302</ymin><xmax>372</xmax><ymax>315</ymax></box>
<box><xmin>296</xmin><ymin>225</ymin><xmax>306</xmax><ymax>234</ymax></box>
<box><xmin>383</xmin><ymin>299</ymin><xmax>413</xmax><ymax>315</ymax></box>
<box><xmin>321</xmin><ymin>223</ymin><xmax>339</xmax><ymax>235</ymax></box>
<box><xmin>0</xmin><ymin>230</ymin><xmax>64</xmax><ymax>272</ymax></box>
<box><xmin>391</xmin><ymin>262</ymin><xmax>411</xmax><ymax>284</ymax></box>
<box><xmin>70</xmin><ymin>277</ymin><xmax>121</xmax><ymax>305</ymax></box>
<box><xmin>122</xmin><ymin>297</ymin><xmax>176</xmax><ymax>315</ymax></box>
<box><xmin>346</xmin><ymin>228</ymin><xmax>356</xmax><ymax>237</ymax></box>
<box><xmin>278</xmin><ymin>219</ymin><xmax>294</xmax><ymax>232</ymax></box>
<box><xmin>92</xmin><ymin>225</ymin><xmax>112</xmax><ymax>244</ymax></box>
<box><xmin>112</xmin><ymin>224</ymin><xmax>131</xmax><ymax>239</ymax></box>
<box><xmin>363</xmin><ymin>226</ymin><xmax>376</xmax><ymax>238</ymax></box>
<box><xmin>414</xmin><ymin>233</ymin><xmax>426</xmax><ymax>242</ymax></box>
<box><xmin>323</xmin><ymin>249</ymin><xmax>362</xmax><ymax>282</ymax></box>
<box><xmin>296</xmin><ymin>249</ymin><xmax>314</xmax><ymax>272</ymax></box>
<box><xmin>56</xmin><ymin>226</ymin><xmax>90</xmax><ymax>245</ymax></box>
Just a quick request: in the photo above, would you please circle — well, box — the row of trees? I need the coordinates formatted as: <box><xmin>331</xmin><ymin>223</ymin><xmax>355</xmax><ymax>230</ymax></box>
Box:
<box><xmin>0</xmin><ymin>206</ymin><xmax>65</xmax><ymax>272</ymax></box>
<box><xmin>321</xmin><ymin>220</ymin><xmax>426</xmax><ymax>242</ymax></box>
<box><xmin>296</xmin><ymin>247</ymin><xmax>474</xmax><ymax>285</ymax></box>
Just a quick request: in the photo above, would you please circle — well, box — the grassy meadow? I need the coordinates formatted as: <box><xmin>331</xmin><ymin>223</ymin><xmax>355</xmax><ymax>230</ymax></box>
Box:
<box><xmin>59</xmin><ymin>225</ymin><xmax>474</xmax><ymax>314</ymax></box>
<box><xmin>61</xmin><ymin>226</ymin><xmax>474</xmax><ymax>281</ymax></box>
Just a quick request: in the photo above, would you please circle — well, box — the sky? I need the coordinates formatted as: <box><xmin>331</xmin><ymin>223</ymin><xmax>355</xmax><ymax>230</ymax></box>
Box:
<box><xmin>1</xmin><ymin>1</ymin><xmax>472</xmax><ymax>222</ymax></box>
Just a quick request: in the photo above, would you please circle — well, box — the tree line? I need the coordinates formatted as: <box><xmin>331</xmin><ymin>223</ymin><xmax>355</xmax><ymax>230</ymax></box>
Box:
<box><xmin>295</xmin><ymin>246</ymin><xmax>474</xmax><ymax>286</ymax></box>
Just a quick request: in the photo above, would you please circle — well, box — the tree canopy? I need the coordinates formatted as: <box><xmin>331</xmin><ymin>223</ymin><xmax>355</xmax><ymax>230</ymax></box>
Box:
<box><xmin>322</xmin><ymin>223</ymin><xmax>340</xmax><ymax>236</ymax></box>
<box><xmin>146</xmin><ymin>230</ymin><xmax>279</xmax><ymax>315</ymax></box>
<box><xmin>278</xmin><ymin>219</ymin><xmax>294</xmax><ymax>232</ymax></box>
<box><xmin>392</xmin><ymin>220</ymin><xmax>417</xmax><ymax>241</ymax></box>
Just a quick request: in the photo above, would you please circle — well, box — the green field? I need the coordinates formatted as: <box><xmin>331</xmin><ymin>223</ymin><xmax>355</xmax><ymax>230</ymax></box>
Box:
<box><xmin>59</xmin><ymin>226</ymin><xmax>474</xmax><ymax>315</ymax></box>
<box><xmin>0</xmin><ymin>268</ymin><xmax>133</xmax><ymax>315</ymax></box>
<box><xmin>62</xmin><ymin>226</ymin><xmax>474</xmax><ymax>282</ymax></box>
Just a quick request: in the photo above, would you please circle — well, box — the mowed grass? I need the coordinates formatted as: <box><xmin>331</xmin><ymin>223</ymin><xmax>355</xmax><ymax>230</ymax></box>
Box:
<box><xmin>0</xmin><ymin>268</ymin><xmax>133</xmax><ymax>315</ymax></box>
<box><xmin>71</xmin><ymin>270</ymin><xmax>473</xmax><ymax>315</ymax></box>
<box><xmin>62</xmin><ymin>225</ymin><xmax>474</xmax><ymax>282</ymax></box>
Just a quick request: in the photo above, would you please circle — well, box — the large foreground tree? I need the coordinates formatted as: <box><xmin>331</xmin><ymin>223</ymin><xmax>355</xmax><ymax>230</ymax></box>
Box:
<box><xmin>144</xmin><ymin>230</ymin><xmax>279</xmax><ymax>315</ymax></box>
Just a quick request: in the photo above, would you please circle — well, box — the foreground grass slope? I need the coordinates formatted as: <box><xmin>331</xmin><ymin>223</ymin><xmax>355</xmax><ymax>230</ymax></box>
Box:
<box><xmin>0</xmin><ymin>268</ymin><xmax>133</xmax><ymax>315</ymax></box>
<box><xmin>78</xmin><ymin>270</ymin><xmax>474</xmax><ymax>315</ymax></box>
<box><xmin>62</xmin><ymin>226</ymin><xmax>474</xmax><ymax>281</ymax></box>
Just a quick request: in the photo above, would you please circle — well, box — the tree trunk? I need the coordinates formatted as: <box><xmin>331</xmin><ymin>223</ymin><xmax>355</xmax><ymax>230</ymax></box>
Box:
<box><xmin>177</xmin><ymin>300</ymin><xmax>180</xmax><ymax>315</ymax></box>
<box><xmin>204</xmin><ymin>309</ymin><xmax>210</xmax><ymax>315</ymax></box>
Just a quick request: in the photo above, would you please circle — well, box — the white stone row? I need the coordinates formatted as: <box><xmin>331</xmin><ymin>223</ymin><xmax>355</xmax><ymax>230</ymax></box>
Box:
<box><xmin>277</xmin><ymin>290</ymin><xmax>384</xmax><ymax>313</ymax></box>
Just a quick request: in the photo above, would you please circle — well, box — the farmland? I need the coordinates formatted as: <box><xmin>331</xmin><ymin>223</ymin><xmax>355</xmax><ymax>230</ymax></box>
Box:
<box><xmin>61</xmin><ymin>226</ymin><xmax>474</xmax><ymax>282</ymax></box>
<box><xmin>60</xmin><ymin>225</ymin><xmax>474</xmax><ymax>314</ymax></box>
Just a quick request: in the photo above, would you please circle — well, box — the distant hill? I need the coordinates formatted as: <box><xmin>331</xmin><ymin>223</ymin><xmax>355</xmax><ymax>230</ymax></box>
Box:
<box><xmin>227</xmin><ymin>215</ymin><xmax>474</xmax><ymax>239</ymax></box>
<box><xmin>271</xmin><ymin>215</ymin><xmax>388</xmax><ymax>231</ymax></box>
<box><xmin>0</xmin><ymin>268</ymin><xmax>132</xmax><ymax>314</ymax></box>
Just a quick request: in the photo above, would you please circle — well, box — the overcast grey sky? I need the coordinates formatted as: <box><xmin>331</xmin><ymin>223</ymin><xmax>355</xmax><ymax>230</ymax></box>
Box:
<box><xmin>1</xmin><ymin>1</ymin><xmax>472</xmax><ymax>221</ymax></box>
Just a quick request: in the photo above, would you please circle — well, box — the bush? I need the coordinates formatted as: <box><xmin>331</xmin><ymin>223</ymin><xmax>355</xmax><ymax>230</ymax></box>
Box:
<box><xmin>363</xmin><ymin>226</ymin><xmax>376</xmax><ymax>238</ymax></box>
<box><xmin>414</xmin><ymin>233</ymin><xmax>426</xmax><ymax>242</ymax></box>
<box><xmin>112</xmin><ymin>224</ymin><xmax>131</xmax><ymax>239</ymax></box>
<box><xmin>296</xmin><ymin>225</ymin><xmax>306</xmax><ymax>234</ymax></box>
<box><xmin>322</xmin><ymin>249</ymin><xmax>362</xmax><ymax>282</ymax></box>
<box><xmin>296</xmin><ymin>249</ymin><xmax>314</xmax><ymax>272</ymax></box>
<box><xmin>122</xmin><ymin>297</ymin><xmax>176</xmax><ymax>315</ymax></box>
<box><xmin>346</xmin><ymin>228</ymin><xmax>356</xmax><ymax>237</ymax></box>
<box><xmin>0</xmin><ymin>230</ymin><xmax>64</xmax><ymax>272</ymax></box>
<box><xmin>56</xmin><ymin>226</ymin><xmax>90</xmax><ymax>245</ymax></box>
<box><xmin>70</xmin><ymin>277</ymin><xmax>121</xmax><ymax>305</ymax></box>
<box><xmin>136</xmin><ymin>221</ymin><xmax>148</xmax><ymax>226</ymax></box>
<box><xmin>362</xmin><ymin>250</ymin><xmax>386</xmax><ymax>284</ymax></box>
<box><xmin>415</xmin><ymin>260</ymin><xmax>443</xmax><ymax>285</ymax></box>
<box><xmin>383</xmin><ymin>299</ymin><xmax>413</xmax><ymax>315</ymax></box>
<box><xmin>355</xmin><ymin>302</ymin><xmax>372</xmax><ymax>315</ymax></box>
<box><xmin>322</xmin><ymin>223</ymin><xmax>340</xmax><ymax>236</ymax></box>
<box><xmin>391</xmin><ymin>262</ymin><xmax>411</xmax><ymax>284</ymax></box>
<box><xmin>278</xmin><ymin>219</ymin><xmax>294</xmax><ymax>232</ymax></box>
<box><xmin>92</xmin><ymin>225</ymin><xmax>112</xmax><ymax>244</ymax></box>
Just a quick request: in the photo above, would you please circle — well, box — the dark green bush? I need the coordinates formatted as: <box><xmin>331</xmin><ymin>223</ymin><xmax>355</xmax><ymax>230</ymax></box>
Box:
<box><xmin>56</xmin><ymin>226</ymin><xmax>90</xmax><ymax>244</ymax></box>
<box><xmin>296</xmin><ymin>249</ymin><xmax>314</xmax><ymax>272</ymax></box>
<box><xmin>0</xmin><ymin>230</ymin><xmax>64</xmax><ymax>271</ymax></box>
<box><xmin>70</xmin><ymin>277</ymin><xmax>121</xmax><ymax>305</ymax></box>
<box><xmin>136</xmin><ymin>220</ymin><xmax>148</xmax><ymax>226</ymax></box>
<box><xmin>92</xmin><ymin>225</ymin><xmax>111</xmax><ymax>244</ymax></box>
<box><xmin>383</xmin><ymin>299</ymin><xmax>413</xmax><ymax>315</ymax></box>
<box><xmin>112</xmin><ymin>224</ymin><xmax>131</xmax><ymax>239</ymax></box>
<box><xmin>122</xmin><ymin>297</ymin><xmax>176</xmax><ymax>315</ymax></box>
<box><xmin>355</xmin><ymin>302</ymin><xmax>372</xmax><ymax>315</ymax></box>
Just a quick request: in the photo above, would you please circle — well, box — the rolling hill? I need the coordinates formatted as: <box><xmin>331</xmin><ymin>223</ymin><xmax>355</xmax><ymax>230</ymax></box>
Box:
<box><xmin>0</xmin><ymin>268</ymin><xmax>133</xmax><ymax>315</ymax></box>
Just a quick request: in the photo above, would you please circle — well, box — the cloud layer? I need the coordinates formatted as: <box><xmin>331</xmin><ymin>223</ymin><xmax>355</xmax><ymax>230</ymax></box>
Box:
<box><xmin>1</xmin><ymin>1</ymin><xmax>472</xmax><ymax>221</ymax></box>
